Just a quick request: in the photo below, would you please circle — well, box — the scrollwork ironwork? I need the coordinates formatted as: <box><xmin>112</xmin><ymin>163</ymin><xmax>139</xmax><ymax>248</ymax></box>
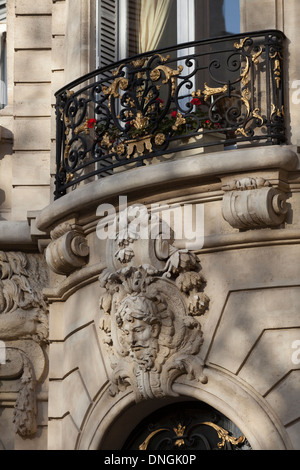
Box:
<box><xmin>55</xmin><ymin>30</ymin><xmax>286</xmax><ymax>198</ymax></box>
<box><xmin>138</xmin><ymin>421</ymin><xmax>246</xmax><ymax>450</ymax></box>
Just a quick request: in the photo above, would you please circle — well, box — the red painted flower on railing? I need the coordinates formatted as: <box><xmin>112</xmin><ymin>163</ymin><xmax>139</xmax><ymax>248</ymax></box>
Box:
<box><xmin>87</xmin><ymin>118</ymin><xmax>97</xmax><ymax>129</ymax></box>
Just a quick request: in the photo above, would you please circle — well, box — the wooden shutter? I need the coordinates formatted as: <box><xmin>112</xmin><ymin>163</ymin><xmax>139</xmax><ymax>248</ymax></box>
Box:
<box><xmin>98</xmin><ymin>0</ymin><xmax>119</xmax><ymax>69</ymax></box>
<box><xmin>0</xmin><ymin>0</ymin><xmax>6</xmax><ymax>23</ymax></box>
<box><xmin>96</xmin><ymin>1</ymin><xmax>120</xmax><ymax>175</ymax></box>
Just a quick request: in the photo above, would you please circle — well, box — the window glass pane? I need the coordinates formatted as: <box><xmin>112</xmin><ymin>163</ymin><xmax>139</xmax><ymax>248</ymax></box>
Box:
<box><xmin>127</xmin><ymin>0</ymin><xmax>177</xmax><ymax>56</ymax></box>
<box><xmin>127</xmin><ymin>0</ymin><xmax>139</xmax><ymax>56</ymax></box>
<box><xmin>223</xmin><ymin>0</ymin><xmax>240</xmax><ymax>34</ymax></box>
<box><xmin>156</xmin><ymin>1</ymin><xmax>177</xmax><ymax>50</ymax></box>
<box><xmin>196</xmin><ymin>0</ymin><xmax>240</xmax><ymax>40</ymax></box>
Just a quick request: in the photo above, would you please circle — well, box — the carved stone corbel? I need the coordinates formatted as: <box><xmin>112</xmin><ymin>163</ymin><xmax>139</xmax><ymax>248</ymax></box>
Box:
<box><xmin>222</xmin><ymin>177</ymin><xmax>288</xmax><ymax>229</ymax></box>
<box><xmin>45</xmin><ymin>222</ymin><xmax>89</xmax><ymax>275</ymax></box>
<box><xmin>98</xmin><ymin>213</ymin><xmax>210</xmax><ymax>402</ymax></box>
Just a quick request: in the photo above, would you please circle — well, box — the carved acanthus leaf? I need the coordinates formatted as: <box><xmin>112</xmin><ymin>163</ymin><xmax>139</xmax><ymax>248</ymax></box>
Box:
<box><xmin>222</xmin><ymin>177</ymin><xmax>271</xmax><ymax>192</ymax></box>
<box><xmin>12</xmin><ymin>353</ymin><xmax>37</xmax><ymax>437</ymax></box>
<box><xmin>0</xmin><ymin>251</ymin><xmax>49</xmax><ymax>343</ymax></box>
<box><xmin>0</xmin><ymin>251</ymin><xmax>49</xmax><ymax>437</ymax></box>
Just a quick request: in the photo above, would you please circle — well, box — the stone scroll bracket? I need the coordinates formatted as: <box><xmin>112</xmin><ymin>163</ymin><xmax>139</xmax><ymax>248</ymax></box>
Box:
<box><xmin>45</xmin><ymin>221</ymin><xmax>89</xmax><ymax>275</ymax></box>
<box><xmin>221</xmin><ymin>176</ymin><xmax>289</xmax><ymax>230</ymax></box>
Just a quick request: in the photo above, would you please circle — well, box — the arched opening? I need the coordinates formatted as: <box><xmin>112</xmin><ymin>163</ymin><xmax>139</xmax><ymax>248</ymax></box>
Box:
<box><xmin>79</xmin><ymin>368</ymin><xmax>291</xmax><ymax>450</ymax></box>
<box><xmin>122</xmin><ymin>401</ymin><xmax>251</xmax><ymax>450</ymax></box>
<box><xmin>96</xmin><ymin>396</ymin><xmax>251</xmax><ymax>451</ymax></box>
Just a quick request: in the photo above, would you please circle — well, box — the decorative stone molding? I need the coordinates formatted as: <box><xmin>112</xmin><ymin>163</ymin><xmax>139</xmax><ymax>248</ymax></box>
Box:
<box><xmin>45</xmin><ymin>222</ymin><xmax>89</xmax><ymax>275</ymax></box>
<box><xmin>105</xmin><ymin>206</ymin><xmax>175</xmax><ymax>273</ymax></box>
<box><xmin>113</xmin><ymin>207</ymin><xmax>146</xmax><ymax>265</ymax></box>
<box><xmin>221</xmin><ymin>176</ymin><xmax>270</xmax><ymax>192</ymax></box>
<box><xmin>0</xmin><ymin>251</ymin><xmax>48</xmax><ymax>343</ymax></box>
<box><xmin>12</xmin><ymin>351</ymin><xmax>38</xmax><ymax>437</ymax></box>
<box><xmin>0</xmin><ymin>251</ymin><xmax>49</xmax><ymax>437</ymax></box>
<box><xmin>222</xmin><ymin>177</ymin><xmax>288</xmax><ymax>229</ymax></box>
<box><xmin>99</xmin><ymin>243</ymin><xmax>209</xmax><ymax>402</ymax></box>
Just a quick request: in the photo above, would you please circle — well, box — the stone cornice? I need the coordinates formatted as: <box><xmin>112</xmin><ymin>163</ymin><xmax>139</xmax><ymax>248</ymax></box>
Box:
<box><xmin>36</xmin><ymin>145</ymin><xmax>299</xmax><ymax>233</ymax></box>
<box><xmin>0</xmin><ymin>221</ymin><xmax>35</xmax><ymax>250</ymax></box>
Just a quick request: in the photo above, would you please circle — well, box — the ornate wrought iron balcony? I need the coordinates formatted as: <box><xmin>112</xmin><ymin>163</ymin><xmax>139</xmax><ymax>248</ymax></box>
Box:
<box><xmin>55</xmin><ymin>30</ymin><xmax>285</xmax><ymax>198</ymax></box>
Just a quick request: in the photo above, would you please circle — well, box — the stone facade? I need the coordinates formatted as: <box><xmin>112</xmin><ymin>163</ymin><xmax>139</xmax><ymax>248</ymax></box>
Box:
<box><xmin>0</xmin><ymin>0</ymin><xmax>299</xmax><ymax>451</ymax></box>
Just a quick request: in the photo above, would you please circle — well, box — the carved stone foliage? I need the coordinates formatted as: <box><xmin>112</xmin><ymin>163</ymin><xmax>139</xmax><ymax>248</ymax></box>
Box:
<box><xmin>0</xmin><ymin>251</ymin><xmax>49</xmax><ymax>437</ymax></box>
<box><xmin>45</xmin><ymin>222</ymin><xmax>89</xmax><ymax>275</ymax></box>
<box><xmin>99</xmin><ymin>247</ymin><xmax>209</xmax><ymax>402</ymax></box>
<box><xmin>222</xmin><ymin>177</ymin><xmax>288</xmax><ymax>229</ymax></box>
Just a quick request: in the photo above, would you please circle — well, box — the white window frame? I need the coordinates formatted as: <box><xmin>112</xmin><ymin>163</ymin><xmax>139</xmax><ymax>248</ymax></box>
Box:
<box><xmin>177</xmin><ymin>0</ymin><xmax>195</xmax><ymax>46</ymax></box>
<box><xmin>118</xmin><ymin>0</ymin><xmax>128</xmax><ymax>61</ymax></box>
<box><xmin>176</xmin><ymin>0</ymin><xmax>196</xmax><ymax>101</ymax></box>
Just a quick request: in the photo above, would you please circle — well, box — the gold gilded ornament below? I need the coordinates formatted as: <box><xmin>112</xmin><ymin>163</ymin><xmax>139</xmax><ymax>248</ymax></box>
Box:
<box><xmin>126</xmin><ymin>135</ymin><xmax>153</xmax><ymax>158</ymax></box>
<box><xmin>139</xmin><ymin>421</ymin><xmax>245</xmax><ymax>450</ymax></box>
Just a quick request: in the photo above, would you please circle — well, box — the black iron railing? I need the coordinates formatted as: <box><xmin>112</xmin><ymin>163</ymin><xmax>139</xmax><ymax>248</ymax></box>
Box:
<box><xmin>55</xmin><ymin>30</ymin><xmax>285</xmax><ymax>198</ymax></box>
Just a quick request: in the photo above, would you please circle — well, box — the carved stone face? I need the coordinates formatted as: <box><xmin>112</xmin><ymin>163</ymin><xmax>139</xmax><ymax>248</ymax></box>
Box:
<box><xmin>122</xmin><ymin>314</ymin><xmax>160</xmax><ymax>354</ymax></box>
<box><xmin>116</xmin><ymin>295</ymin><xmax>161</xmax><ymax>370</ymax></box>
<box><xmin>99</xmin><ymin>248</ymin><xmax>209</xmax><ymax>399</ymax></box>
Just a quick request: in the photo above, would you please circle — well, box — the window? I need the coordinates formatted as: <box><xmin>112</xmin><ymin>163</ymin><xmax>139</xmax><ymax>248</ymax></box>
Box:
<box><xmin>126</xmin><ymin>0</ymin><xmax>178</xmax><ymax>56</ymax></box>
<box><xmin>223</xmin><ymin>0</ymin><xmax>240</xmax><ymax>34</ymax></box>
<box><xmin>96</xmin><ymin>0</ymin><xmax>180</xmax><ymax>67</ymax></box>
<box><xmin>97</xmin><ymin>0</ymin><xmax>240</xmax><ymax>66</ymax></box>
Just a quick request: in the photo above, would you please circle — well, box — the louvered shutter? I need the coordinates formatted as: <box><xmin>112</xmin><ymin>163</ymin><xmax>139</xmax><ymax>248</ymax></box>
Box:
<box><xmin>98</xmin><ymin>0</ymin><xmax>119</xmax><ymax>69</ymax></box>
<box><xmin>0</xmin><ymin>0</ymin><xmax>6</xmax><ymax>23</ymax></box>
<box><xmin>96</xmin><ymin>1</ymin><xmax>120</xmax><ymax>175</ymax></box>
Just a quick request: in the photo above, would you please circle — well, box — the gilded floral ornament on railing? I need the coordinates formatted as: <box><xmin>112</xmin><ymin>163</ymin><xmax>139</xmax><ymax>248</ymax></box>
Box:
<box><xmin>55</xmin><ymin>31</ymin><xmax>286</xmax><ymax>198</ymax></box>
<box><xmin>202</xmin><ymin>83</ymin><xmax>228</xmax><ymax>101</ymax></box>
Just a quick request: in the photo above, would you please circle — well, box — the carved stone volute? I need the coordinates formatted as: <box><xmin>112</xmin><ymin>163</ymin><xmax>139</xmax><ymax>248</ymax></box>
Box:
<box><xmin>45</xmin><ymin>222</ymin><xmax>89</xmax><ymax>275</ymax></box>
<box><xmin>222</xmin><ymin>177</ymin><xmax>288</xmax><ymax>229</ymax></box>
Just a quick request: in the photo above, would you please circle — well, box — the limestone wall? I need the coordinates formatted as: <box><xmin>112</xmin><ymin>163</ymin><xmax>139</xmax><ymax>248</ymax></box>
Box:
<box><xmin>0</xmin><ymin>0</ymin><xmax>87</xmax><ymax>221</ymax></box>
<box><xmin>0</xmin><ymin>0</ymin><xmax>300</xmax><ymax>451</ymax></box>
<box><xmin>10</xmin><ymin>0</ymin><xmax>52</xmax><ymax>220</ymax></box>
<box><xmin>36</xmin><ymin>146</ymin><xmax>300</xmax><ymax>450</ymax></box>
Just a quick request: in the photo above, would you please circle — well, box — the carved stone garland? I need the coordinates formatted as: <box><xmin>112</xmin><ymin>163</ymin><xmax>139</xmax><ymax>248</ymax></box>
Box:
<box><xmin>99</xmin><ymin>245</ymin><xmax>209</xmax><ymax>402</ymax></box>
<box><xmin>0</xmin><ymin>251</ymin><xmax>49</xmax><ymax>438</ymax></box>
